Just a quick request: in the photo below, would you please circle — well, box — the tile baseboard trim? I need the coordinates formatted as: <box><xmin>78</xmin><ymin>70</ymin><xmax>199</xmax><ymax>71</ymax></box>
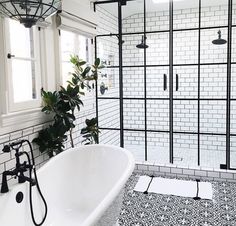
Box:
<box><xmin>134</xmin><ymin>162</ymin><xmax>236</xmax><ymax>182</ymax></box>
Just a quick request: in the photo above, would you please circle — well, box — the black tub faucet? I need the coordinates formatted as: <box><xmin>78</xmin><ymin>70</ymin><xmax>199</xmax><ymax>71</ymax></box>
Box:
<box><xmin>1</xmin><ymin>140</ymin><xmax>36</xmax><ymax>193</ymax></box>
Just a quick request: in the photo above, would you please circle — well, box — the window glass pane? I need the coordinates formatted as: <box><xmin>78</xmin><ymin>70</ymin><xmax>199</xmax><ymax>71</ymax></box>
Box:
<box><xmin>12</xmin><ymin>59</ymin><xmax>36</xmax><ymax>102</ymax></box>
<box><xmin>9</xmin><ymin>19</ymin><xmax>34</xmax><ymax>58</ymax></box>
<box><xmin>61</xmin><ymin>31</ymin><xmax>91</xmax><ymax>86</ymax></box>
<box><xmin>61</xmin><ymin>62</ymin><xmax>74</xmax><ymax>86</ymax></box>
<box><xmin>78</xmin><ymin>35</ymin><xmax>89</xmax><ymax>62</ymax></box>
<box><xmin>61</xmin><ymin>30</ymin><xmax>76</xmax><ymax>62</ymax></box>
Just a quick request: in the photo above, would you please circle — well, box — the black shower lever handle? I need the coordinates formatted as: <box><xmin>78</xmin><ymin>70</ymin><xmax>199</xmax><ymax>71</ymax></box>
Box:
<box><xmin>176</xmin><ymin>74</ymin><xmax>179</xmax><ymax>91</ymax></box>
<box><xmin>163</xmin><ymin>74</ymin><xmax>167</xmax><ymax>91</ymax></box>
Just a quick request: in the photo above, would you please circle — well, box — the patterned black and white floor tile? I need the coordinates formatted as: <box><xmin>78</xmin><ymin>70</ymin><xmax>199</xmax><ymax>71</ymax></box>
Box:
<box><xmin>118</xmin><ymin>173</ymin><xmax>236</xmax><ymax>226</ymax></box>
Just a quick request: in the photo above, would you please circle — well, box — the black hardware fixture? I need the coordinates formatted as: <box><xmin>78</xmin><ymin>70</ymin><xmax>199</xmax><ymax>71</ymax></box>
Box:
<box><xmin>7</xmin><ymin>53</ymin><xmax>15</xmax><ymax>59</ymax></box>
<box><xmin>16</xmin><ymin>191</ymin><xmax>24</xmax><ymax>203</ymax></box>
<box><xmin>94</xmin><ymin>0</ymin><xmax>235</xmax><ymax>170</ymax></box>
<box><xmin>136</xmin><ymin>35</ymin><xmax>149</xmax><ymax>49</ymax></box>
<box><xmin>176</xmin><ymin>74</ymin><xmax>179</xmax><ymax>91</ymax></box>
<box><xmin>0</xmin><ymin>0</ymin><xmax>61</xmax><ymax>28</ymax></box>
<box><xmin>109</xmin><ymin>33</ymin><xmax>125</xmax><ymax>45</ymax></box>
<box><xmin>1</xmin><ymin>140</ymin><xmax>48</xmax><ymax>226</ymax></box>
<box><xmin>163</xmin><ymin>74</ymin><xmax>167</xmax><ymax>91</ymax></box>
<box><xmin>100</xmin><ymin>82</ymin><xmax>108</xmax><ymax>95</ymax></box>
<box><xmin>212</xmin><ymin>30</ymin><xmax>227</xmax><ymax>45</ymax></box>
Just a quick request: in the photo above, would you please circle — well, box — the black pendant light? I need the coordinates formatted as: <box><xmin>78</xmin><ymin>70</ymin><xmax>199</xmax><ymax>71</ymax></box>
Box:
<box><xmin>0</xmin><ymin>0</ymin><xmax>61</xmax><ymax>28</ymax></box>
<box><xmin>212</xmin><ymin>30</ymin><xmax>227</xmax><ymax>45</ymax></box>
<box><xmin>136</xmin><ymin>35</ymin><xmax>149</xmax><ymax>49</ymax></box>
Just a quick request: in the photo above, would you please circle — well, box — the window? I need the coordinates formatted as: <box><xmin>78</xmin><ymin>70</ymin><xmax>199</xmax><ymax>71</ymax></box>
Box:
<box><xmin>6</xmin><ymin>19</ymin><xmax>41</xmax><ymax>112</ymax></box>
<box><xmin>60</xmin><ymin>30</ymin><xmax>92</xmax><ymax>86</ymax></box>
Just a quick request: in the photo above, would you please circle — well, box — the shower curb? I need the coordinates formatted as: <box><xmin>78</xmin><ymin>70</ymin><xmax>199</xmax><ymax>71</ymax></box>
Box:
<box><xmin>134</xmin><ymin>162</ymin><xmax>236</xmax><ymax>182</ymax></box>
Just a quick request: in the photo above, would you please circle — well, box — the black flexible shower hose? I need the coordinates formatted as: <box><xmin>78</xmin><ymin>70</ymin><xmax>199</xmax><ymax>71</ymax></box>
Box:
<box><xmin>25</xmin><ymin>140</ymin><xmax>48</xmax><ymax>226</ymax></box>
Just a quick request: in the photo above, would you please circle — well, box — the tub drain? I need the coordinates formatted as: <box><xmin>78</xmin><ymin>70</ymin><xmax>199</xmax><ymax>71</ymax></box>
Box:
<box><xmin>16</xmin><ymin>191</ymin><xmax>24</xmax><ymax>203</ymax></box>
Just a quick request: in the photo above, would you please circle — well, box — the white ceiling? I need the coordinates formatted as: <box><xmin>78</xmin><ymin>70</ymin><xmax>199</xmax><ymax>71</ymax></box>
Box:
<box><xmin>97</xmin><ymin>0</ymin><xmax>228</xmax><ymax>19</ymax></box>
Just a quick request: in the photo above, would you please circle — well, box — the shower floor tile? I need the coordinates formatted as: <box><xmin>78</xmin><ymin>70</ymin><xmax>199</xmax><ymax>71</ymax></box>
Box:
<box><xmin>118</xmin><ymin>173</ymin><xmax>236</xmax><ymax>226</ymax></box>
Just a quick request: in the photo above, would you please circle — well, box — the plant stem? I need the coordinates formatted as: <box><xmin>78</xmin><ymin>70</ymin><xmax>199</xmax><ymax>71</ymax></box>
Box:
<box><xmin>70</xmin><ymin>128</ymin><xmax>74</xmax><ymax>148</ymax></box>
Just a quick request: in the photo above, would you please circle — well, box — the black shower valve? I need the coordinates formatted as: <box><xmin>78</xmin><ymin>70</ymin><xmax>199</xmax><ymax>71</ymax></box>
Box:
<box><xmin>2</xmin><ymin>145</ymin><xmax>11</xmax><ymax>153</ymax></box>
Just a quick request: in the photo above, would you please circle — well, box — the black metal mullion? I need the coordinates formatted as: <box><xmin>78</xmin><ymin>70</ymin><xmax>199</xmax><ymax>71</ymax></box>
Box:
<box><xmin>169</xmin><ymin>0</ymin><xmax>174</xmax><ymax>164</ymax></box>
<box><xmin>104</xmin><ymin>62</ymin><xmax>227</xmax><ymax>69</ymax></box>
<box><xmin>144</xmin><ymin>0</ymin><xmax>148</xmax><ymax>161</ymax></box>
<box><xmin>96</xmin><ymin>25</ymin><xmax>229</xmax><ymax>38</ymax></box>
<box><xmin>99</xmin><ymin>127</ymin><xmax>228</xmax><ymax>136</ymax></box>
<box><xmin>118</xmin><ymin>1</ymin><xmax>124</xmax><ymax>148</ymax></box>
<box><xmin>226</xmin><ymin>0</ymin><xmax>233</xmax><ymax>169</ymax></box>
<box><xmin>198</xmin><ymin>0</ymin><xmax>201</xmax><ymax>166</ymax></box>
<box><xmin>94</xmin><ymin>36</ymin><xmax>100</xmax><ymax>143</ymax></box>
<box><xmin>98</xmin><ymin>97</ymin><xmax>229</xmax><ymax>101</ymax></box>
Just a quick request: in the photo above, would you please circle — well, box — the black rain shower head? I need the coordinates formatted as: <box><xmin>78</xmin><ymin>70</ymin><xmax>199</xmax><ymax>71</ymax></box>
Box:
<box><xmin>136</xmin><ymin>35</ymin><xmax>149</xmax><ymax>49</ymax></box>
<box><xmin>212</xmin><ymin>30</ymin><xmax>227</xmax><ymax>45</ymax></box>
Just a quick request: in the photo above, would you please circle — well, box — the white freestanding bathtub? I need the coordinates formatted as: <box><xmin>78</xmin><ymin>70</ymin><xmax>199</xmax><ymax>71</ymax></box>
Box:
<box><xmin>0</xmin><ymin>144</ymin><xmax>135</xmax><ymax>226</ymax></box>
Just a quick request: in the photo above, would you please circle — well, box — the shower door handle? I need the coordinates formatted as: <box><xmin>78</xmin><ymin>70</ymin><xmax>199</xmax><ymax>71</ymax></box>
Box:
<box><xmin>163</xmin><ymin>74</ymin><xmax>167</xmax><ymax>91</ymax></box>
<box><xmin>176</xmin><ymin>74</ymin><xmax>179</xmax><ymax>91</ymax></box>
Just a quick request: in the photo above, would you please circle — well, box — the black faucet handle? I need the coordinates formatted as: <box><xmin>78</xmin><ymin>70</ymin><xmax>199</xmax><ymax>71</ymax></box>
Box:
<box><xmin>2</xmin><ymin>145</ymin><xmax>11</xmax><ymax>153</ymax></box>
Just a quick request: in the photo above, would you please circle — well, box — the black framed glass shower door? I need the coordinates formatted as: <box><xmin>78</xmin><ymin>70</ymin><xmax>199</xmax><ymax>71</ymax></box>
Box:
<box><xmin>94</xmin><ymin>0</ymin><xmax>236</xmax><ymax>170</ymax></box>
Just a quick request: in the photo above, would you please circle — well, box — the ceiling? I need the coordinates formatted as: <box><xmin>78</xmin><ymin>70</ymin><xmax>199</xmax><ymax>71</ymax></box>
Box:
<box><xmin>96</xmin><ymin>0</ymin><xmax>228</xmax><ymax>19</ymax></box>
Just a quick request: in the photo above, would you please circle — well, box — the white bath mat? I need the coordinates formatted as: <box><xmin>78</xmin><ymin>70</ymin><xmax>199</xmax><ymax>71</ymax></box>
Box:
<box><xmin>134</xmin><ymin>176</ymin><xmax>213</xmax><ymax>200</ymax></box>
<box><xmin>133</xmin><ymin>175</ymin><xmax>152</xmax><ymax>192</ymax></box>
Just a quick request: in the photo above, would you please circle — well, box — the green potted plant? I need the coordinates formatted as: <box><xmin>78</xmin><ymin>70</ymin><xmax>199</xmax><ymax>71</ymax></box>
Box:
<box><xmin>33</xmin><ymin>56</ymin><xmax>103</xmax><ymax>157</ymax></box>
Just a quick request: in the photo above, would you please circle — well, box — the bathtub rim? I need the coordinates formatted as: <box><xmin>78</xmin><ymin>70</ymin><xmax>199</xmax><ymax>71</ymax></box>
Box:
<box><xmin>37</xmin><ymin>144</ymin><xmax>135</xmax><ymax>226</ymax></box>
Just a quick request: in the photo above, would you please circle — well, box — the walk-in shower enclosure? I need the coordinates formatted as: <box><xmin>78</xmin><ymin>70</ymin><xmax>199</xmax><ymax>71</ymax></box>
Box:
<box><xmin>94</xmin><ymin>0</ymin><xmax>236</xmax><ymax>170</ymax></box>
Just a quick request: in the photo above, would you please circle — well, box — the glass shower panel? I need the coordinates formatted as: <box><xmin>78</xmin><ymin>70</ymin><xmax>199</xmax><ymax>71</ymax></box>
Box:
<box><xmin>97</xmin><ymin>2</ymin><xmax>118</xmax><ymax>33</ymax></box>
<box><xmin>123</xmin><ymin>67</ymin><xmax>144</xmax><ymax>98</ymax></box>
<box><xmin>200</xmin><ymin>28</ymin><xmax>228</xmax><ymax>64</ymax></box>
<box><xmin>147</xmin><ymin>132</ymin><xmax>169</xmax><ymax>164</ymax></box>
<box><xmin>96</xmin><ymin>36</ymin><xmax>119</xmax><ymax>67</ymax></box>
<box><xmin>200</xmin><ymin>100</ymin><xmax>226</xmax><ymax>134</ymax></box>
<box><xmin>230</xmin><ymin>136</ymin><xmax>236</xmax><ymax>168</ymax></box>
<box><xmin>173</xmin><ymin>30</ymin><xmax>198</xmax><ymax>65</ymax></box>
<box><xmin>173</xmin><ymin>0</ymin><xmax>199</xmax><ymax>30</ymax></box>
<box><xmin>97</xmin><ymin>67</ymin><xmax>119</xmax><ymax>98</ymax></box>
<box><xmin>99</xmin><ymin>129</ymin><xmax>120</xmax><ymax>146</ymax></box>
<box><xmin>231</xmin><ymin>101</ymin><xmax>236</xmax><ymax>135</ymax></box>
<box><xmin>147</xmin><ymin>100</ymin><xmax>169</xmax><ymax>132</ymax></box>
<box><xmin>200</xmin><ymin>135</ymin><xmax>226</xmax><ymax>168</ymax></box>
<box><xmin>98</xmin><ymin>99</ymin><xmax>120</xmax><ymax>129</ymax></box>
<box><xmin>200</xmin><ymin>65</ymin><xmax>227</xmax><ymax>99</ymax></box>
<box><xmin>146</xmin><ymin>67</ymin><xmax>169</xmax><ymax>98</ymax></box>
<box><xmin>122</xmin><ymin>35</ymin><xmax>144</xmax><ymax>66</ymax></box>
<box><xmin>201</xmin><ymin>0</ymin><xmax>228</xmax><ymax>27</ymax></box>
<box><xmin>124</xmin><ymin>131</ymin><xmax>145</xmax><ymax>161</ymax></box>
<box><xmin>173</xmin><ymin>66</ymin><xmax>198</xmax><ymax>99</ymax></box>
<box><xmin>173</xmin><ymin>100</ymin><xmax>198</xmax><ymax>133</ymax></box>
<box><xmin>146</xmin><ymin>32</ymin><xmax>169</xmax><ymax>66</ymax></box>
<box><xmin>146</xmin><ymin>0</ymin><xmax>169</xmax><ymax>32</ymax></box>
<box><xmin>123</xmin><ymin>99</ymin><xmax>145</xmax><ymax>130</ymax></box>
<box><xmin>231</xmin><ymin>28</ymin><xmax>236</xmax><ymax>63</ymax></box>
<box><xmin>231</xmin><ymin>64</ymin><xmax>236</xmax><ymax>98</ymax></box>
<box><xmin>173</xmin><ymin>133</ymin><xmax>198</xmax><ymax>167</ymax></box>
<box><xmin>233</xmin><ymin>0</ymin><xmax>236</xmax><ymax>26</ymax></box>
<box><xmin>122</xmin><ymin>0</ymin><xmax>144</xmax><ymax>33</ymax></box>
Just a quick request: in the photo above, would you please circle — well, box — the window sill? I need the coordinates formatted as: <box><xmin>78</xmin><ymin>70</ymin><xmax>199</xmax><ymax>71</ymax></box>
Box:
<box><xmin>0</xmin><ymin>108</ymin><xmax>52</xmax><ymax>135</ymax></box>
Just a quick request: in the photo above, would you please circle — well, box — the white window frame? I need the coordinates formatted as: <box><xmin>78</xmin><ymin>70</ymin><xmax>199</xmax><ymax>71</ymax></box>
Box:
<box><xmin>0</xmin><ymin>17</ymin><xmax>52</xmax><ymax>135</ymax></box>
<box><xmin>4</xmin><ymin>18</ymin><xmax>42</xmax><ymax>112</ymax></box>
